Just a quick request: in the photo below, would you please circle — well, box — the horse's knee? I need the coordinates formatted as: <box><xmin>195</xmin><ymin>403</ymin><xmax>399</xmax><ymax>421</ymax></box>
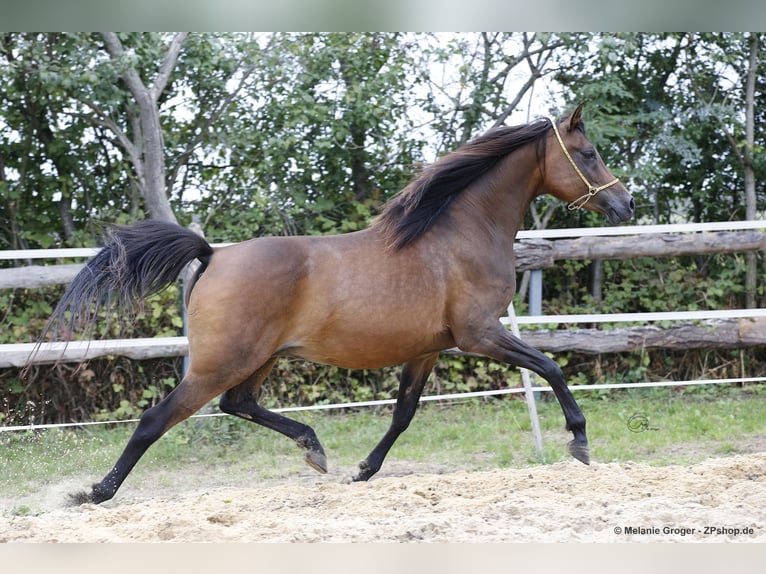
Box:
<box><xmin>218</xmin><ymin>391</ymin><xmax>263</xmax><ymax>423</ymax></box>
<box><xmin>133</xmin><ymin>389</ymin><xmax>199</xmax><ymax>444</ymax></box>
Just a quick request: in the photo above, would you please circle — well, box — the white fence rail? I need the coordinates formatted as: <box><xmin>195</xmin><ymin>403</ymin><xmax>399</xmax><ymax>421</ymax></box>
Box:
<box><xmin>1</xmin><ymin>220</ymin><xmax>765</xmax><ymax>432</ymax></box>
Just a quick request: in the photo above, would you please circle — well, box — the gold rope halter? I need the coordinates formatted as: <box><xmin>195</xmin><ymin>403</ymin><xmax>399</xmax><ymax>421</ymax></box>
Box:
<box><xmin>547</xmin><ymin>117</ymin><xmax>620</xmax><ymax>211</ymax></box>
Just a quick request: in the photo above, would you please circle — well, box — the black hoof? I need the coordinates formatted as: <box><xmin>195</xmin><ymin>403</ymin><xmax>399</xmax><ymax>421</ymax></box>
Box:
<box><xmin>68</xmin><ymin>484</ymin><xmax>111</xmax><ymax>505</ymax></box>
<box><xmin>304</xmin><ymin>450</ymin><xmax>328</xmax><ymax>474</ymax></box>
<box><xmin>67</xmin><ymin>490</ymin><xmax>94</xmax><ymax>506</ymax></box>
<box><xmin>69</xmin><ymin>482</ymin><xmax>113</xmax><ymax>505</ymax></box>
<box><xmin>352</xmin><ymin>460</ymin><xmax>374</xmax><ymax>482</ymax></box>
<box><xmin>296</xmin><ymin>432</ymin><xmax>327</xmax><ymax>474</ymax></box>
<box><xmin>567</xmin><ymin>440</ymin><xmax>590</xmax><ymax>465</ymax></box>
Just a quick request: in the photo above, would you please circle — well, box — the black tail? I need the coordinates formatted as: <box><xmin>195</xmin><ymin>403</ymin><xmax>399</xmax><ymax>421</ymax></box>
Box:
<box><xmin>38</xmin><ymin>220</ymin><xmax>214</xmax><ymax>345</ymax></box>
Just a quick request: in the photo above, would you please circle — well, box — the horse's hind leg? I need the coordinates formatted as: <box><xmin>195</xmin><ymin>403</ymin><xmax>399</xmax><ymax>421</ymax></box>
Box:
<box><xmin>219</xmin><ymin>358</ymin><xmax>328</xmax><ymax>474</ymax></box>
<box><xmin>354</xmin><ymin>353</ymin><xmax>438</xmax><ymax>482</ymax></box>
<box><xmin>71</xmin><ymin>373</ymin><xmax>224</xmax><ymax>505</ymax></box>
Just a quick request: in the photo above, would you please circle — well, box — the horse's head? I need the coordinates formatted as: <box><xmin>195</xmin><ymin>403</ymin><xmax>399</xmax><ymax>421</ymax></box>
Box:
<box><xmin>543</xmin><ymin>104</ymin><xmax>634</xmax><ymax>224</ymax></box>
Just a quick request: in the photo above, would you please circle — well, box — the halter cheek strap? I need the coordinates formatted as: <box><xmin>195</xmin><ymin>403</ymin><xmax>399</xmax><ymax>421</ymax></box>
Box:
<box><xmin>547</xmin><ymin>117</ymin><xmax>620</xmax><ymax>211</ymax></box>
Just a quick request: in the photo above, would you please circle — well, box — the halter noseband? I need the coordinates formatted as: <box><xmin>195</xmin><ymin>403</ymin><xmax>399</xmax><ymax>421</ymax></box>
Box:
<box><xmin>547</xmin><ymin>117</ymin><xmax>620</xmax><ymax>211</ymax></box>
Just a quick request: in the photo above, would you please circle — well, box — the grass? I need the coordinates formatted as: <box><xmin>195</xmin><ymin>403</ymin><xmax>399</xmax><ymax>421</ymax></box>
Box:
<box><xmin>1</xmin><ymin>384</ymin><xmax>764</xmax><ymax>514</ymax></box>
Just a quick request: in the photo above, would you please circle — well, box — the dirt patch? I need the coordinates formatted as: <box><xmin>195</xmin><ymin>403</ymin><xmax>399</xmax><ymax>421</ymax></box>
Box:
<box><xmin>2</xmin><ymin>453</ymin><xmax>764</xmax><ymax>542</ymax></box>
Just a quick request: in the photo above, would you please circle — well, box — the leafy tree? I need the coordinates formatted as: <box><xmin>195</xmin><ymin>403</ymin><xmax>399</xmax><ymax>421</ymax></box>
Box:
<box><xmin>418</xmin><ymin>32</ymin><xmax>589</xmax><ymax>153</ymax></box>
<box><xmin>0</xmin><ymin>33</ymin><xmax>131</xmax><ymax>250</ymax></box>
<box><xmin>184</xmin><ymin>33</ymin><xmax>429</xmax><ymax>241</ymax></box>
<box><xmin>549</xmin><ymin>33</ymin><xmax>764</xmax><ymax>306</ymax></box>
<box><xmin>555</xmin><ymin>33</ymin><xmax>764</xmax><ymax>227</ymax></box>
<box><xmin>0</xmin><ymin>32</ymin><xmax>264</xmax><ymax>250</ymax></box>
<box><xmin>95</xmin><ymin>32</ymin><xmax>188</xmax><ymax>223</ymax></box>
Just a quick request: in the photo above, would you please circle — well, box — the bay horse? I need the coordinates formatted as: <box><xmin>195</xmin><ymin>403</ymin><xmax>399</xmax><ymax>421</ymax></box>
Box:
<box><xmin>40</xmin><ymin>104</ymin><xmax>634</xmax><ymax>504</ymax></box>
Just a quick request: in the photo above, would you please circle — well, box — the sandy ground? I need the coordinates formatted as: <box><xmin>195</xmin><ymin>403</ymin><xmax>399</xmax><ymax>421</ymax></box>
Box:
<box><xmin>1</xmin><ymin>452</ymin><xmax>764</xmax><ymax>542</ymax></box>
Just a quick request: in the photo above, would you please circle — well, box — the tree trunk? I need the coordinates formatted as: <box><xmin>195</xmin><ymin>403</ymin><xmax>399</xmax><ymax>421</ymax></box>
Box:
<box><xmin>134</xmin><ymin>88</ymin><xmax>176</xmax><ymax>222</ymax></box>
<box><xmin>743</xmin><ymin>33</ymin><xmax>759</xmax><ymax>308</ymax></box>
<box><xmin>100</xmin><ymin>32</ymin><xmax>188</xmax><ymax>224</ymax></box>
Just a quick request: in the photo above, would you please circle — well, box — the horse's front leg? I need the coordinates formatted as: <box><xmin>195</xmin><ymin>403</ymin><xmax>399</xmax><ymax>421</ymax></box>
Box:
<box><xmin>354</xmin><ymin>353</ymin><xmax>438</xmax><ymax>481</ymax></box>
<box><xmin>459</xmin><ymin>322</ymin><xmax>589</xmax><ymax>464</ymax></box>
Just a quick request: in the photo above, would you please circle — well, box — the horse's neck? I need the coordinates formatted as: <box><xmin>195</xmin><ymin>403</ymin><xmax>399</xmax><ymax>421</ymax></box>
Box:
<box><xmin>442</xmin><ymin>150</ymin><xmax>539</xmax><ymax>254</ymax></box>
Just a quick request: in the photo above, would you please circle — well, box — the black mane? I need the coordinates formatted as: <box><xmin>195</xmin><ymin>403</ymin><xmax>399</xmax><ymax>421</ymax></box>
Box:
<box><xmin>375</xmin><ymin>118</ymin><xmax>552</xmax><ymax>250</ymax></box>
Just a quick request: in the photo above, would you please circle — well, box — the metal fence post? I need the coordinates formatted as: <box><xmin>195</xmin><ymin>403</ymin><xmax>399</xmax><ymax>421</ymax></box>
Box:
<box><xmin>529</xmin><ymin>269</ymin><xmax>543</xmax><ymax>316</ymax></box>
<box><xmin>506</xmin><ymin>301</ymin><xmax>544</xmax><ymax>460</ymax></box>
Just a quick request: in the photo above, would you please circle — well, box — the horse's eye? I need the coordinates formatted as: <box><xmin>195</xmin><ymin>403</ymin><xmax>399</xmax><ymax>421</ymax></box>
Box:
<box><xmin>581</xmin><ymin>149</ymin><xmax>597</xmax><ymax>160</ymax></box>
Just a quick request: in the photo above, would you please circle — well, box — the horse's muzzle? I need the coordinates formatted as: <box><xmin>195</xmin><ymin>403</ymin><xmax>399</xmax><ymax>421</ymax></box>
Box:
<box><xmin>605</xmin><ymin>195</ymin><xmax>635</xmax><ymax>224</ymax></box>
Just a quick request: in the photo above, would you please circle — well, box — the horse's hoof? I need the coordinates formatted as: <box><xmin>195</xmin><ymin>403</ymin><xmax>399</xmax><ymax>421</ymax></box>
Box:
<box><xmin>352</xmin><ymin>460</ymin><xmax>374</xmax><ymax>482</ymax></box>
<box><xmin>67</xmin><ymin>490</ymin><xmax>93</xmax><ymax>506</ymax></box>
<box><xmin>305</xmin><ymin>450</ymin><xmax>328</xmax><ymax>474</ymax></box>
<box><xmin>70</xmin><ymin>483</ymin><xmax>113</xmax><ymax>505</ymax></box>
<box><xmin>567</xmin><ymin>440</ymin><xmax>590</xmax><ymax>465</ymax></box>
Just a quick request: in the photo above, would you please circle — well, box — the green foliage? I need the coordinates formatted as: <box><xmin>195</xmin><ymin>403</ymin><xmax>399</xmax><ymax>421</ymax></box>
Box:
<box><xmin>432</xmin><ymin>356</ymin><xmax>521</xmax><ymax>394</ymax></box>
<box><xmin>552</xmin><ymin>33</ymin><xmax>766</xmax><ymax>227</ymax></box>
<box><xmin>1</xmin><ymin>285</ymin><xmax>186</xmax><ymax>423</ymax></box>
<box><xmin>194</xmin><ymin>32</ymin><xmax>425</xmax><ymax>242</ymax></box>
<box><xmin>0</xmin><ymin>289</ymin><xmax>56</xmax><ymax>344</ymax></box>
<box><xmin>530</xmin><ymin>250</ymin><xmax>759</xmax><ymax>386</ymax></box>
<box><xmin>546</xmin><ymin>253</ymin><xmax>749</xmax><ymax>317</ymax></box>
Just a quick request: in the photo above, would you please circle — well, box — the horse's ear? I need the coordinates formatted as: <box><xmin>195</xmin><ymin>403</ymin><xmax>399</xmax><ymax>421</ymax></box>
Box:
<box><xmin>568</xmin><ymin>103</ymin><xmax>585</xmax><ymax>132</ymax></box>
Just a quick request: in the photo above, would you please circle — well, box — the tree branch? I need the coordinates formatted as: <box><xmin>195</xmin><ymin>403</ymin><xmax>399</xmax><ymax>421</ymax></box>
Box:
<box><xmin>75</xmin><ymin>99</ymin><xmax>138</xmax><ymax>160</ymax></box>
<box><xmin>100</xmin><ymin>32</ymin><xmax>149</xmax><ymax>103</ymax></box>
<box><xmin>151</xmin><ymin>32</ymin><xmax>189</xmax><ymax>102</ymax></box>
<box><xmin>166</xmin><ymin>59</ymin><xmax>257</xmax><ymax>191</ymax></box>
<box><xmin>492</xmin><ymin>72</ymin><xmax>539</xmax><ymax>127</ymax></box>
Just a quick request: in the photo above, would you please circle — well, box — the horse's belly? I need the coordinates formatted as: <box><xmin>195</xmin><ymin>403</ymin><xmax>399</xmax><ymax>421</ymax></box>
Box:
<box><xmin>282</xmin><ymin>316</ymin><xmax>453</xmax><ymax>370</ymax></box>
